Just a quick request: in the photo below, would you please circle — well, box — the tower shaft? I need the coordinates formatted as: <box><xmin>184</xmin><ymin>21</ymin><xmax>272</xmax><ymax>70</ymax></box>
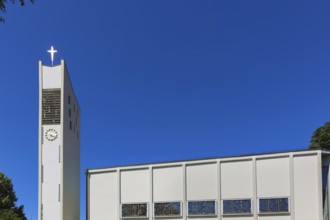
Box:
<box><xmin>38</xmin><ymin>60</ymin><xmax>80</xmax><ymax>220</ymax></box>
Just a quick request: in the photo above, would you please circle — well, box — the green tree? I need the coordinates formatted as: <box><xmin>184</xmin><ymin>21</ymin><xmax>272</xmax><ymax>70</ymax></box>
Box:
<box><xmin>0</xmin><ymin>0</ymin><xmax>34</xmax><ymax>23</ymax></box>
<box><xmin>0</xmin><ymin>172</ymin><xmax>27</xmax><ymax>220</ymax></box>
<box><xmin>309</xmin><ymin>122</ymin><xmax>330</xmax><ymax>150</ymax></box>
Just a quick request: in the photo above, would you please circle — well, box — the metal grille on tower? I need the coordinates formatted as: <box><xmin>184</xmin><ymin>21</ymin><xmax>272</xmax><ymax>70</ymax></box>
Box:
<box><xmin>42</xmin><ymin>89</ymin><xmax>61</xmax><ymax>124</ymax></box>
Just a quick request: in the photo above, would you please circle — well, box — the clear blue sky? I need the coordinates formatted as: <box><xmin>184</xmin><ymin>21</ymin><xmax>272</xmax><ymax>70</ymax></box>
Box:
<box><xmin>1</xmin><ymin>1</ymin><xmax>330</xmax><ymax>219</ymax></box>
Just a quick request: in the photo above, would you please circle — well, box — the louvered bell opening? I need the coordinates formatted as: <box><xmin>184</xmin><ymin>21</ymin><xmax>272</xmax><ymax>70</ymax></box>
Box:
<box><xmin>42</xmin><ymin>89</ymin><xmax>61</xmax><ymax>125</ymax></box>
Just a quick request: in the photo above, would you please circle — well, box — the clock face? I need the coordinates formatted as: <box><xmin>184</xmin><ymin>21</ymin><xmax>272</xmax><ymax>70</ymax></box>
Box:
<box><xmin>45</xmin><ymin>128</ymin><xmax>58</xmax><ymax>141</ymax></box>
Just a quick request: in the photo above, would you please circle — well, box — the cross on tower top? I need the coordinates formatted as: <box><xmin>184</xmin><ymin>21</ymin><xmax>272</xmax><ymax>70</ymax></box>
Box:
<box><xmin>47</xmin><ymin>46</ymin><xmax>58</xmax><ymax>66</ymax></box>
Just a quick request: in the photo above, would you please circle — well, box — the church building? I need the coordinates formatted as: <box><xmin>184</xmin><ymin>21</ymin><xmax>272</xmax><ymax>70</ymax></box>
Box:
<box><xmin>37</xmin><ymin>51</ymin><xmax>330</xmax><ymax>220</ymax></box>
<box><xmin>86</xmin><ymin>150</ymin><xmax>330</xmax><ymax>220</ymax></box>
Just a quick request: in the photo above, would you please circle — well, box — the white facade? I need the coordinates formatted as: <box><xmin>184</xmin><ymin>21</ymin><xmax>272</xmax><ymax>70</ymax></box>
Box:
<box><xmin>86</xmin><ymin>150</ymin><xmax>330</xmax><ymax>220</ymax></box>
<box><xmin>39</xmin><ymin>60</ymin><xmax>80</xmax><ymax>220</ymax></box>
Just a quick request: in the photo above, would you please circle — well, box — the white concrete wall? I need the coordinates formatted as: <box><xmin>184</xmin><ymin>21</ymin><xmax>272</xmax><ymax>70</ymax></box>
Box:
<box><xmin>256</xmin><ymin>157</ymin><xmax>290</xmax><ymax>198</ymax></box>
<box><xmin>293</xmin><ymin>154</ymin><xmax>320</xmax><ymax>220</ymax></box>
<box><xmin>256</xmin><ymin>157</ymin><xmax>291</xmax><ymax>220</ymax></box>
<box><xmin>42</xmin><ymin>65</ymin><xmax>62</xmax><ymax>89</ymax></box>
<box><xmin>221</xmin><ymin>160</ymin><xmax>253</xmax><ymax>199</ymax></box>
<box><xmin>187</xmin><ymin>163</ymin><xmax>217</xmax><ymax>200</ymax></box>
<box><xmin>62</xmin><ymin>61</ymin><xmax>80</xmax><ymax>220</ymax></box>
<box><xmin>121</xmin><ymin>169</ymin><xmax>150</xmax><ymax>203</ymax></box>
<box><xmin>89</xmin><ymin>172</ymin><xmax>118</xmax><ymax>220</ymax></box>
<box><xmin>153</xmin><ymin>166</ymin><xmax>183</xmax><ymax>202</ymax></box>
<box><xmin>39</xmin><ymin>61</ymin><xmax>80</xmax><ymax>220</ymax></box>
<box><xmin>220</xmin><ymin>160</ymin><xmax>253</xmax><ymax>220</ymax></box>
<box><xmin>41</xmin><ymin>124</ymin><xmax>61</xmax><ymax>220</ymax></box>
<box><xmin>187</xmin><ymin>163</ymin><xmax>218</xmax><ymax>220</ymax></box>
<box><xmin>87</xmin><ymin>151</ymin><xmax>324</xmax><ymax>220</ymax></box>
<box><xmin>39</xmin><ymin>62</ymin><xmax>62</xmax><ymax>220</ymax></box>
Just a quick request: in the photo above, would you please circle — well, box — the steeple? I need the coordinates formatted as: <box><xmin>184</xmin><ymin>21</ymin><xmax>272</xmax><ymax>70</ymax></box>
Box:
<box><xmin>38</xmin><ymin>56</ymin><xmax>80</xmax><ymax>220</ymax></box>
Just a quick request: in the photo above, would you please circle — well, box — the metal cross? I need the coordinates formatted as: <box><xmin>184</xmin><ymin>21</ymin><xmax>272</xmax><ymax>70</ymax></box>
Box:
<box><xmin>47</xmin><ymin>46</ymin><xmax>58</xmax><ymax>66</ymax></box>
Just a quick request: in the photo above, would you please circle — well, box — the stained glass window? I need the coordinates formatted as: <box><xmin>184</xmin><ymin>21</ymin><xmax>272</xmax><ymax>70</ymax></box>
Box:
<box><xmin>154</xmin><ymin>202</ymin><xmax>181</xmax><ymax>216</ymax></box>
<box><xmin>223</xmin><ymin>199</ymin><xmax>251</xmax><ymax>214</ymax></box>
<box><xmin>259</xmin><ymin>198</ymin><xmax>289</xmax><ymax>213</ymax></box>
<box><xmin>122</xmin><ymin>203</ymin><xmax>148</xmax><ymax>218</ymax></box>
<box><xmin>188</xmin><ymin>201</ymin><xmax>216</xmax><ymax>216</ymax></box>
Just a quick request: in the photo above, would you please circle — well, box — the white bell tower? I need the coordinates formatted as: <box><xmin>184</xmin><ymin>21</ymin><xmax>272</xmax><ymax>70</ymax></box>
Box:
<box><xmin>38</xmin><ymin>51</ymin><xmax>80</xmax><ymax>220</ymax></box>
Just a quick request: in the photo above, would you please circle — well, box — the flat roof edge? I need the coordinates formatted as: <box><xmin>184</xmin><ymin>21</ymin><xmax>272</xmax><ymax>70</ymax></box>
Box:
<box><xmin>86</xmin><ymin>149</ymin><xmax>330</xmax><ymax>174</ymax></box>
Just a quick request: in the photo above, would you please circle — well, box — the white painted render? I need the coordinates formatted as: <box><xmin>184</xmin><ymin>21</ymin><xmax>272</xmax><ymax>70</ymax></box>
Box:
<box><xmin>121</xmin><ymin>169</ymin><xmax>150</xmax><ymax>203</ymax></box>
<box><xmin>87</xmin><ymin>150</ymin><xmax>330</xmax><ymax>220</ymax></box>
<box><xmin>187</xmin><ymin>163</ymin><xmax>217</xmax><ymax>200</ymax></box>
<box><xmin>39</xmin><ymin>60</ymin><xmax>80</xmax><ymax>220</ymax></box>
<box><xmin>293</xmin><ymin>155</ymin><xmax>320</xmax><ymax>220</ymax></box>
<box><xmin>89</xmin><ymin>172</ymin><xmax>118</xmax><ymax>220</ymax></box>
<box><xmin>256</xmin><ymin>157</ymin><xmax>290</xmax><ymax>198</ymax></box>
<box><xmin>41</xmin><ymin>124</ymin><xmax>61</xmax><ymax>220</ymax></box>
<box><xmin>42</xmin><ymin>65</ymin><xmax>61</xmax><ymax>89</ymax></box>
<box><xmin>153</xmin><ymin>166</ymin><xmax>183</xmax><ymax>202</ymax></box>
<box><xmin>221</xmin><ymin>160</ymin><xmax>253</xmax><ymax>199</ymax></box>
<box><xmin>62</xmin><ymin>62</ymin><xmax>80</xmax><ymax>220</ymax></box>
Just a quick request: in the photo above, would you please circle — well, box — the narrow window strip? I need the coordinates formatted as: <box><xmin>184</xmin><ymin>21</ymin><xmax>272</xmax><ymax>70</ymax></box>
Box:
<box><xmin>259</xmin><ymin>198</ymin><xmax>289</xmax><ymax>214</ymax></box>
<box><xmin>223</xmin><ymin>199</ymin><xmax>252</xmax><ymax>215</ymax></box>
<box><xmin>188</xmin><ymin>201</ymin><xmax>216</xmax><ymax>216</ymax></box>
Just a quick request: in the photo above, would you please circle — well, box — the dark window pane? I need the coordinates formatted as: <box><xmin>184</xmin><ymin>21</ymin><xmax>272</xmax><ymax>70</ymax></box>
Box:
<box><xmin>278</xmin><ymin>198</ymin><xmax>289</xmax><ymax>212</ymax></box>
<box><xmin>259</xmin><ymin>199</ymin><xmax>268</xmax><ymax>213</ymax></box>
<box><xmin>233</xmin><ymin>200</ymin><xmax>242</xmax><ymax>213</ymax></box>
<box><xmin>154</xmin><ymin>202</ymin><xmax>181</xmax><ymax>216</ymax></box>
<box><xmin>122</xmin><ymin>203</ymin><xmax>148</xmax><ymax>217</ymax></box>
<box><xmin>269</xmin><ymin>199</ymin><xmax>278</xmax><ymax>212</ymax></box>
<box><xmin>223</xmin><ymin>200</ymin><xmax>232</xmax><ymax>214</ymax></box>
<box><xmin>223</xmin><ymin>199</ymin><xmax>251</xmax><ymax>214</ymax></box>
<box><xmin>205</xmin><ymin>201</ymin><xmax>215</xmax><ymax>214</ymax></box>
<box><xmin>259</xmin><ymin>198</ymin><xmax>289</xmax><ymax>213</ymax></box>
<box><xmin>188</xmin><ymin>201</ymin><xmax>216</xmax><ymax>215</ymax></box>
<box><xmin>242</xmin><ymin>200</ymin><xmax>251</xmax><ymax>213</ymax></box>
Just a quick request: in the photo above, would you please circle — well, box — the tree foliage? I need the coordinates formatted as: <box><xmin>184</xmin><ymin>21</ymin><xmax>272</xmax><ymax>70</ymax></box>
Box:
<box><xmin>0</xmin><ymin>172</ymin><xmax>27</xmax><ymax>220</ymax></box>
<box><xmin>0</xmin><ymin>0</ymin><xmax>34</xmax><ymax>23</ymax></box>
<box><xmin>309</xmin><ymin>122</ymin><xmax>330</xmax><ymax>150</ymax></box>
